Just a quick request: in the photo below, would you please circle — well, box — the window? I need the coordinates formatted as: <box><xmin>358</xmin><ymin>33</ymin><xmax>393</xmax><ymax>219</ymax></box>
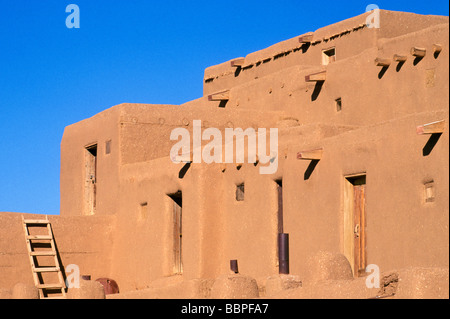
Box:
<box><xmin>322</xmin><ymin>47</ymin><xmax>336</xmax><ymax>65</ymax></box>
<box><xmin>236</xmin><ymin>183</ymin><xmax>245</xmax><ymax>201</ymax></box>
<box><xmin>335</xmin><ymin>97</ymin><xmax>342</xmax><ymax>112</ymax></box>
<box><xmin>424</xmin><ymin>181</ymin><xmax>435</xmax><ymax>203</ymax></box>
<box><xmin>105</xmin><ymin>140</ymin><xmax>111</xmax><ymax>155</ymax></box>
<box><xmin>140</xmin><ymin>202</ymin><xmax>148</xmax><ymax>220</ymax></box>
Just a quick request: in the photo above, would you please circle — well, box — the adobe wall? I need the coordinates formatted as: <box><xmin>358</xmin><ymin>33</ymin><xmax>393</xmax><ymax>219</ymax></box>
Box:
<box><xmin>203</xmin><ymin>15</ymin><xmax>377</xmax><ymax>97</ymax></box>
<box><xmin>106</xmin><ymin>110</ymin><xmax>448</xmax><ymax>291</ymax></box>
<box><xmin>109</xmin><ymin>160</ymin><xmax>280</xmax><ymax>291</ymax></box>
<box><xmin>203</xmin><ymin>11</ymin><xmax>448</xmax><ymax>97</ymax></box>
<box><xmin>54</xmin><ymin>10</ymin><xmax>448</xmax><ymax>293</ymax></box>
<box><xmin>60</xmin><ymin>102</ymin><xmax>285</xmax><ymax>291</ymax></box>
<box><xmin>0</xmin><ymin>212</ymin><xmax>115</xmax><ymax>291</ymax></box>
<box><xmin>278</xmin><ymin>111</ymin><xmax>449</xmax><ymax>277</ymax></box>
<box><xmin>60</xmin><ymin>106</ymin><xmax>121</xmax><ymax>217</ymax></box>
<box><xmin>119</xmin><ymin>102</ymin><xmax>283</xmax><ymax>165</ymax></box>
<box><xmin>108</xmin><ymin>158</ymin><xmax>221</xmax><ymax>290</ymax></box>
<box><xmin>212</xmin><ymin>23</ymin><xmax>448</xmax><ymax>126</ymax></box>
<box><xmin>219</xmin><ymin>162</ymin><xmax>280</xmax><ymax>278</ymax></box>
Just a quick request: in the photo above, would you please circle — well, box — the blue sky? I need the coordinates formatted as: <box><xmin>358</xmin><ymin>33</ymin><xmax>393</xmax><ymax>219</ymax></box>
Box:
<box><xmin>0</xmin><ymin>1</ymin><xmax>448</xmax><ymax>215</ymax></box>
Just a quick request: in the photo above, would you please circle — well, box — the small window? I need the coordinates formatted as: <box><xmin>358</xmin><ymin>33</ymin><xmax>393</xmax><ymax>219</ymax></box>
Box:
<box><xmin>105</xmin><ymin>140</ymin><xmax>111</xmax><ymax>155</ymax></box>
<box><xmin>424</xmin><ymin>181</ymin><xmax>435</xmax><ymax>203</ymax></box>
<box><xmin>335</xmin><ymin>97</ymin><xmax>342</xmax><ymax>112</ymax></box>
<box><xmin>322</xmin><ymin>47</ymin><xmax>336</xmax><ymax>65</ymax></box>
<box><xmin>236</xmin><ymin>183</ymin><xmax>245</xmax><ymax>201</ymax></box>
<box><xmin>140</xmin><ymin>202</ymin><xmax>148</xmax><ymax>220</ymax></box>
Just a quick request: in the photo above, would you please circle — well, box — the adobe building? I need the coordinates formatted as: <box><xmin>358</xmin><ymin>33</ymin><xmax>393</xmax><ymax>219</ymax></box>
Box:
<box><xmin>0</xmin><ymin>10</ymin><xmax>448</xmax><ymax>299</ymax></box>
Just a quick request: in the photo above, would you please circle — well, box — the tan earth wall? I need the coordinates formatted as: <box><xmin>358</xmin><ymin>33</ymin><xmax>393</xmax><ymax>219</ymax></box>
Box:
<box><xmin>0</xmin><ymin>212</ymin><xmax>115</xmax><ymax>291</ymax></box>
<box><xmin>60</xmin><ymin>106</ymin><xmax>121</xmax><ymax>217</ymax></box>
<box><xmin>4</xmin><ymin>11</ymin><xmax>448</xmax><ymax>294</ymax></box>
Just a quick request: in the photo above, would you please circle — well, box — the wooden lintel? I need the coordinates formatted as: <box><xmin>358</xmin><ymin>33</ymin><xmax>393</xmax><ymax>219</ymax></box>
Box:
<box><xmin>299</xmin><ymin>33</ymin><xmax>314</xmax><ymax>43</ymax></box>
<box><xmin>393</xmin><ymin>54</ymin><xmax>407</xmax><ymax>62</ymax></box>
<box><xmin>297</xmin><ymin>148</ymin><xmax>323</xmax><ymax>160</ymax></box>
<box><xmin>411</xmin><ymin>47</ymin><xmax>426</xmax><ymax>57</ymax></box>
<box><xmin>305</xmin><ymin>71</ymin><xmax>326</xmax><ymax>82</ymax></box>
<box><xmin>416</xmin><ymin>120</ymin><xmax>445</xmax><ymax>135</ymax></box>
<box><xmin>374</xmin><ymin>57</ymin><xmax>391</xmax><ymax>67</ymax></box>
<box><xmin>230</xmin><ymin>57</ymin><xmax>245</xmax><ymax>67</ymax></box>
<box><xmin>208</xmin><ymin>90</ymin><xmax>230</xmax><ymax>101</ymax></box>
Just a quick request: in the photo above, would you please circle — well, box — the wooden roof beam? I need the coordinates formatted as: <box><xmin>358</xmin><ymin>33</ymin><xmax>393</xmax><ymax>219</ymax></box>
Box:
<box><xmin>374</xmin><ymin>57</ymin><xmax>391</xmax><ymax>67</ymax></box>
<box><xmin>411</xmin><ymin>47</ymin><xmax>426</xmax><ymax>58</ymax></box>
<box><xmin>208</xmin><ymin>90</ymin><xmax>230</xmax><ymax>101</ymax></box>
<box><xmin>230</xmin><ymin>57</ymin><xmax>245</xmax><ymax>67</ymax></box>
<box><xmin>433</xmin><ymin>44</ymin><xmax>442</xmax><ymax>53</ymax></box>
<box><xmin>305</xmin><ymin>71</ymin><xmax>326</xmax><ymax>82</ymax></box>
<box><xmin>433</xmin><ymin>44</ymin><xmax>442</xmax><ymax>57</ymax></box>
<box><xmin>299</xmin><ymin>33</ymin><xmax>314</xmax><ymax>43</ymax></box>
<box><xmin>297</xmin><ymin>148</ymin><xmax>323</xmax><ymax>160</ymax></box>
<box><xmin>393</xmin><ymin>54</ymin><xmax>407</xmax><ymax>62</ymax></box>
<box><xmin>416</xmin><ymin>120</ymin><xmax>445</xmax><ymax>135</ymax></box>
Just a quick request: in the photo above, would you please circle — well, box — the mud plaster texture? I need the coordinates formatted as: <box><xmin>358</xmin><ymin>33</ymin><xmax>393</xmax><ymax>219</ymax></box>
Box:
<box><xmin>0</xmin><ymin>10</ymin><xmax>449</xmax><ymax>299</ymax></box>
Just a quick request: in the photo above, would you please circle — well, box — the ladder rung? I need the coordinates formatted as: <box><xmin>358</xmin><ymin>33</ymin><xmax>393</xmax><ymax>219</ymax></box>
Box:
<box><xmin>30</xmin><ymin>251</ymin><xmax>56</xmax><ymax>256</ymax></box>
<box><xmin>23</xmin><ymin>218</ymin><xmax>65</xmax><ymax>296</ymax></box>
<box><xmin>33</xmin><ymin>267</ymin><xmax>60</xmax><ymax>273</ymax></box>
<box><xmin>23</xmin><ymin>219</ymin><xmax>50</xmax><ymax>225</ymax></box>
<box><xmin>26</xmin><ymin>235</ymin><xmax>52</xmax><ymax>240</ymax></box>
<box><xmin>37</xmin><ymin>283</ymin><xmax>64</xmax><ymax>289</ymax></box>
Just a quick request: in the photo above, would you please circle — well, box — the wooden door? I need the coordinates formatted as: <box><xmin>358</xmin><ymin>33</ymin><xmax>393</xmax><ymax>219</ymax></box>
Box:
<box><xmin>172</xmin><ymin>195</ymin><xmax>182</xmax><ymax>274</ymax></box>
<box><xmin>276</xmin><ymin>180</ymin><xmax>284</xmax><ymax>272</ymax></box>
<box><xmin>353</xmin><ymin>183</ymin><xmax>366</xmax><ymax>276</ymax></box>
<box><xmin>277</xmin><ymin>180</ymin><xmax>283</xmax><ymax>234</ymax></box>
<box><xmin>84</xmin><ymin>145</ymin><xmax>97</xmax><ymax>216</ymax></box>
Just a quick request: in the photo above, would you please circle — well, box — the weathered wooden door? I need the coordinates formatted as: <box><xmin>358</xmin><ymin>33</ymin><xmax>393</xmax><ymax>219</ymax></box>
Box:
<box><xmin>84</xmin><ymin>145</ymin><xmax>97</xmax><ymax>216</ymax></box>
<box><xmin>344</xmin><ymin>175</ymin><xmax>367</xmax><ymax>277</ymax></box>
<box><xmin>277</xmin><ymin>180</ymin><xmax>283</xmax><ymax>234</ymax></box>
<box><xmin>171</xmin><ymin>193</ymin><xmax>183</xmax><ymax>274</ymax></box>
<box><xmin>353</xmin><ymin>182</ymin><xmax>366</xmax><ymax>277</ymax></box>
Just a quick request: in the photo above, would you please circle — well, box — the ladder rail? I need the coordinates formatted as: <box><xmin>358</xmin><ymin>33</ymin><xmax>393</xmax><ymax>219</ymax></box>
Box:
<box><xmin>46</xmin><ymin>220</ymin><xmax>67</xmax><ymax>298</ymax></box>
<box><xmin>22</xmin><ymin>215</ymin><xmax>44</xmax><ymax>299</ymax></box>
<box><xmin>22</xmin><ymin>215</ymin><xmax>67</xmax><ymax>299</ymax></box>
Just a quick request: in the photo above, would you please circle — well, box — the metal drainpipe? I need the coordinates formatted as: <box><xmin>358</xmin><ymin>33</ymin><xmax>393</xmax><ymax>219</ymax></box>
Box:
<box><xmin>230</xmin><ymin>260</ymin><xmax>239</xmax><ymax>274</ymax></box>
<box><xmin>278</xmin><ymin>233</ymin><xmax>289</xmax><ymax>274</ymax></box>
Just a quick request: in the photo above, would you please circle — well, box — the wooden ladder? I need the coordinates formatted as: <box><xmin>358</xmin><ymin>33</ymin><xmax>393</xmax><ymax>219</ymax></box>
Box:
<box><xmin>22</xmin><ymin>215</ymin><xmax>67</xmax><ymax>299</ymax></box>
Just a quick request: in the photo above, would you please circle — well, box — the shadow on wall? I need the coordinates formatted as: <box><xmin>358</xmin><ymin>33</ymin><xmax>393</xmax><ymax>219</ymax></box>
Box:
<box><xmin>378</xmin><ymin>65</ymin><xmax>389</xmax><ymax>79</ymax></box>
<box><xmin>413</xmin><ymin>56</ymin><xmax>424</xmax><ymax>66</ymax></box>
<box><xmin>179</xmin><ymin>162</ymin><xmax>191</xmax><ymax>179</ymax></box>
<box><xmin>311</xmin><ymin>81</ymin><xmax>324</xmax><ymax>101</ymax></box>
<box><xmin>423</xmin><ymin>133</ymin><xmax>442</xmax><ymax>156</ymax></box>
<box><xmin>396</xmin><ymin>61</ymin><xmax>405</xmax><ymax>72</ymax></box>
<box><xmin>304</xmin><ymin>160</ymin><xmax>320</xmax><ymax>180</ymax></box>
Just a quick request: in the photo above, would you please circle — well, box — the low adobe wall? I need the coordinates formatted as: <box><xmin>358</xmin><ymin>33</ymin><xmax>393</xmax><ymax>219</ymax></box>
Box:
<box><xmin>0</xmin><ymin>212</ymin><xmax>115</xmax><ymax>291</ymax></box>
